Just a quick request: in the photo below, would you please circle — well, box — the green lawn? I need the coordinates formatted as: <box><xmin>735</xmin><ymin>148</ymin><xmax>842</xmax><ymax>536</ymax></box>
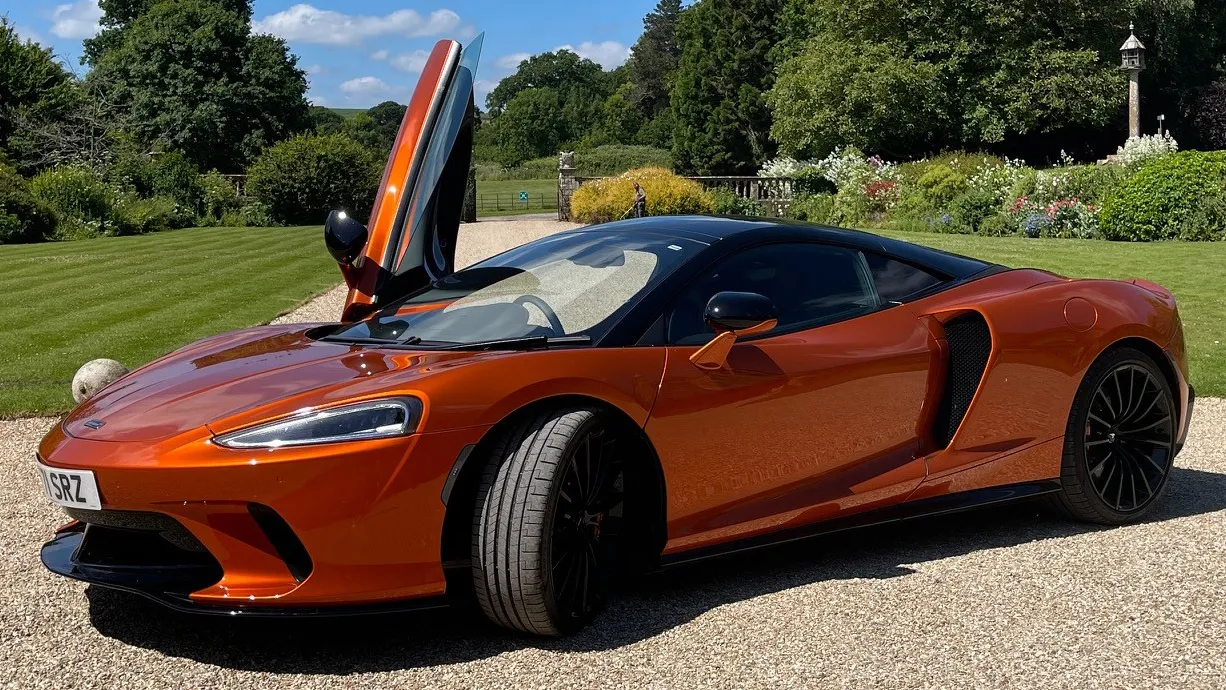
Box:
<box><xmin>475</xmin><ymin>178</ymin><xmax>556</xmax><ymax>217</ymax></box>
<box><xmin>0</xmin><ymin>226</ymin><xmax>338</xmax><ymax>417</ymax></box>
<box><xmin>877</xmin><ymin>230</ymin><xmax>1226</xmax><ymax>398</ymax></box>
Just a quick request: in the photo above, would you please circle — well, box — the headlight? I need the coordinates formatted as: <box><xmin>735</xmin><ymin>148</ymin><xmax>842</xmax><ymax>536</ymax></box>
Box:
<box><xmin>214</xmin><ymin>398</ymin><xmax>422</xmax><ymax>449</ymax></box>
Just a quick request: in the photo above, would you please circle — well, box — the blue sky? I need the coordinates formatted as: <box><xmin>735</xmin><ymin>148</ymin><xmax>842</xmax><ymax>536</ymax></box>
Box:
<box><xmin>6</xmin><ymin>0</ymin><xmax>660</xmax><ymax>108</ymax></box>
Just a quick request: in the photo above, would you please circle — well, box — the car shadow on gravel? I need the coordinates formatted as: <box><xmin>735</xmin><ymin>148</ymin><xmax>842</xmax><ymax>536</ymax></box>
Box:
<box><xmin>85</xmin><ymin>466</ymin><xmax>1226</xmax><ymax>672</ymax></box>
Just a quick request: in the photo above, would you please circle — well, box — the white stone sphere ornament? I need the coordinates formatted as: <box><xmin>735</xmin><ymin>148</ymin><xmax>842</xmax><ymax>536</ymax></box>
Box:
<box><xmin>71</xmin><ymin>359</ymin><xmax>130</xmax><ymax>403</ymax></box>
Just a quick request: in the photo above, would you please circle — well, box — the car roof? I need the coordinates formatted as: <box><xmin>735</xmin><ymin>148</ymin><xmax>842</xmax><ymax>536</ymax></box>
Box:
<box><xmin>567</xmin><ymin>216</ymin><xmax>999</xmax><ymax>280</ymax></box>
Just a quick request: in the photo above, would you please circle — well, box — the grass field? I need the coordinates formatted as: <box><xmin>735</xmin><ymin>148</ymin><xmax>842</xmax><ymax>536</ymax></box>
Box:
<box><xmin>475</xmin><ymin>179</ymin><xmax>556</xmax><ymax>217</ymax></box>
<box><xmin>0</xmin><ymin>226</ymin><xmax>338</xmax><ymax>417</ymax></box>
<box><xmin>878</xmin><ymin>230</ymin><xmax>1226</xmax><ymax>399</ymax></box>
<box><xmin>0</xmin><ymin>224</ymin><xmax>1222</xmax><ymax>417</ymax></box>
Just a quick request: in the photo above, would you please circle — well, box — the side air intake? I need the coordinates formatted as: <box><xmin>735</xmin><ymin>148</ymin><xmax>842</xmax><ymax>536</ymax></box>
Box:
<box><xmin>933</xmin><ymin>312</ymin><xmax>992</xmax><ymax>448</ymax></box>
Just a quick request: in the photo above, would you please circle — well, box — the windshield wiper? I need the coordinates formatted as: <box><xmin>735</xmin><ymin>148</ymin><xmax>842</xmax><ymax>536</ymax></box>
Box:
<box><xmin>442</xmin><ymin>335</ymin><xmax>592</xmax><ymax>351</ymax></box>
<box><xmin>323</xmin><ymin>335</ymin><xmax>425</xmax><ymax>348</ymax></box>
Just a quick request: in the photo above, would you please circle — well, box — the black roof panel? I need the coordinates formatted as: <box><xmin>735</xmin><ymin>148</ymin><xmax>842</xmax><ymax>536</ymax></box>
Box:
<box><xmin>570</xmin><ymin>216</ymin><xmax>999</xmax><ymax>280</ymax></box>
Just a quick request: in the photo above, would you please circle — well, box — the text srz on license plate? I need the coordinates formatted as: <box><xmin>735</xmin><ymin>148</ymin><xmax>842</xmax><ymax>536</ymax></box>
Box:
<box><xmin>36</xmin><ymin>462</ymin><xmax>101</xmax><ymax>511</ymax></box>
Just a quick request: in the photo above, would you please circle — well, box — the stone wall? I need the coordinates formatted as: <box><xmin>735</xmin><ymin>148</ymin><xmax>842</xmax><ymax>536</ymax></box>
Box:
<box><xmin>557</xmin><ymin>152</ymin><xmax>579</xmax><ymax>222</ymax></box>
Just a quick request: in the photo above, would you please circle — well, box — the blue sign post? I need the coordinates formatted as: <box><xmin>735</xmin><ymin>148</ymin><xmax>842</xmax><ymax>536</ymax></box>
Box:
<box><xmin>518</xmin><ymin>191</ymin><xmax>529</xmax><ymax>204</ymax></box>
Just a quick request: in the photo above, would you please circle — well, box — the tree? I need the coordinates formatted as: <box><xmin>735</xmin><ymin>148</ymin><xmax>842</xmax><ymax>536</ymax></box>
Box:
<box><xmin>769</xmin><ymin>0</ymin><xmax>1226</xmax><ymax>160</ymax></box>
<box><xmin>87</xmin><ymin>0</ymin><xmax>308</xmax><ymax>172</ymax></box>
<box><xmin>770</xmin><ymin>41</ymin><xmax>949</xmax><ymax>158</ymax></box>
<box><xmin>309</xmin><ymin>106</ymin><xmax>346</xmax><ymax>135</ymax></box>
<box><xmin>670</xmin><ymin>0</ymin><xmax>783</xmax><ymax>175</ymax></box>
<box><xmin>486</xmin><ymin>50</ymin><xmax>611</xmax><ymax>146</ymax></box>
<box><xmin>600</xmin><ymin>83</ymin><xmax>646</xmax><ymax>145</ymax></box>
<box><xmin>236</xmin><ymin>34</ymin><xmax>311</xmax><ymax>164</ymax></box>
<box><xmin>0</xmin><ymin>19</ymin><xmax>76</xmax><ymax>164</ymax></box>
<box><xmin>478</xmin><ymin>88</ymin><xmax>563</xmax><ymax>168</ymax></box>
<box><xmin>629</xmin><ymin>0</ymin><xmax>683</xmax><ymax>118</ymax></box>
<box><xmin>365</xmin><ymin>101</ymin><xmax>408</xmax><ymax>152</ymax></box>
<box><xmin>1190</xmin><ymin>82</ymin><xmax>1226</xmax><ymax>150</ymax></box>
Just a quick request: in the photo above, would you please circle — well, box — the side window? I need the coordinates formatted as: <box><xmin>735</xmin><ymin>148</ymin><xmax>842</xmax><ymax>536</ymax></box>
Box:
<box><xmin>666</xmin><ymin>243</ymin><xmax>879</xmax><ymax>345</ymax></box>
<box><xmin>864</xmin><ymin>252</ymin><xmax>945</xmax><ymax>303</ymax></box>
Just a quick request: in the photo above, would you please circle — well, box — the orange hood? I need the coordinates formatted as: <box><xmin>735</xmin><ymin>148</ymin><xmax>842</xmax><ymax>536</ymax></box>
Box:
<box><xmin>60</xmin><ymin>324</ymin><xmax>477</xmax><ymax>443</ymax></box>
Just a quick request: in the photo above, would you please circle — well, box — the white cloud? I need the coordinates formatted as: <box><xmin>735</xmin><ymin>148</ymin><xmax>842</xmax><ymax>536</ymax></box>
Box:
<box><xmin>370</xmin><ymin>49</ymin><xmax>389</xmax><ymax>61</ymax></box>
<box><xmin>50</xmin><ymin>0</ymin><xmax>103</xmax><ymax>40</ymax></box>
<box><xmin>496</xmin><ymin>53</ymin><xmax>531</xmax><ymax>71</ymax></box>
<box><xmin>253</xmin><ymin>4</ymin><xmax>461</xmax><ymax>47</ymax></box>
<box><xmin>555</xmin><ymin>41</ymin><xmax>631</xmax><ymax>69</ymax></box>
<box><xmin>390</xmin><ymin>50</ymin><xmax>431</xmax><ymax>73</ymax></box>
<box><xmin>340</xmin><ymin>76</ymin><xmax>392</xmax><ymax>96</ymax></box>
<box><xmin>304</xmin><ymin>64</ymin><xmax>324</xmax><ymax>75</ymax></box>
<box><xmin>474</xmin><ymin>79</ymin><xmax>499</xmax><ymax>106</ymax></box>
<box><xmin>14</xmin><ymin>25</ymin><xmax>44</xmax><ymax>45</ymax></box>
<box><xmin>456</xmin><ymin>23</ymin><xmax>478</xmax><ymax>40</ymax></box>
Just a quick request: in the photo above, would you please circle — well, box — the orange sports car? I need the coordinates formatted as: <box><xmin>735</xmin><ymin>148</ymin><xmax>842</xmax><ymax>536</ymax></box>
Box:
<box><xmin>37</xmin><ymin>36</ymin><xmax>1194</xmax><ymax>636</ymax></box>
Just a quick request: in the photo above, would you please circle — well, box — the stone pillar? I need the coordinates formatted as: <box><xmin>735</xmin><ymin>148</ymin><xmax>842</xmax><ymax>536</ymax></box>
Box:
<box><xmin>1128</xmin><ymin>70</ymin><xmax>1142</xmax><ymax>139</ymax></box>
<box><xmin>557</xmin><ymin>151</ymin><xmax>577</xmax><ymax>222</ymax></box>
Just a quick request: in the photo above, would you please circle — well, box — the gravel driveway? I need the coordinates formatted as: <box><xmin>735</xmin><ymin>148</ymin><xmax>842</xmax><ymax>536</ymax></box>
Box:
<box><xmin>3</xmin><ymin>402</ymin><xmax>1224</xmax><ymax>688</ymax></box>
<box><xmin>3</xmin><ymin>218</ymin><xmax>1224</xmax><ymax>688</ymax></box>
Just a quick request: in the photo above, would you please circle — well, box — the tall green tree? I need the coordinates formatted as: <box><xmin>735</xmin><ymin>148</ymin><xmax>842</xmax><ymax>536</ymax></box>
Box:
<box><xmin>670</xmin><ymin>0</ymin><xmax>783</xmax><ymax>175</ymax></box>
<box><xmin>88</xmin><ymin>0</ymin><xmax>308</xmax><ymax>172</ymax></box>
<box><xmin>0</xmin><ymin>19</ymin><xmax>76</xmax><ymax>164</ymax></box>
<box><xmin>486</xmin><ymin>50</ymin><xmax>611</xmax><ymax>145</ymax></box>
<box><xmin>629</xmin><ymin>0</ymin><xmax>683</xmax><ymax>118</ymax></box>
<box><xmin>478</xmin><ymin>88</ymin><xmax>564</xmax><ymax>168</ymax></box>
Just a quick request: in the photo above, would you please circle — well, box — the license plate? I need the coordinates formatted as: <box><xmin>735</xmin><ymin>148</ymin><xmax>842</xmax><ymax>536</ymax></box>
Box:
<box><xmin>36</xmin><ymin>461</ymin><xmax>101</xmax><ymax>511</ymax></box>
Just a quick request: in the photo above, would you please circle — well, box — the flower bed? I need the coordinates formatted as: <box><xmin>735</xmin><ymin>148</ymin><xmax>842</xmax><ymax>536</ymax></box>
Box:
<box><xmin>760</xmin><ymin>136</ymin><xmax>1226</xmax><ymax>241</ymax></box>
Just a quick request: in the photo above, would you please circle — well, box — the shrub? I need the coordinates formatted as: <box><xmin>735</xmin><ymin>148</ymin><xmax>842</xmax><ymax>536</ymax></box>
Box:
<box><xmin>29</xmin><ymin>165</ymin><xmax>115</xmax><ymax>238</ymax></box>
<box><xmin>1175</xmin><ymin>188</ymin><xmax>1226</xmax><ymax>241</ymax></box>
<box><xmin>949</xmin><ymin>188</ymin><xmax>998</xmax><ymax>233</ymax></box>
<box><xmin>247</xmin><ymin>134</ymin><xmax>381</xmax><ymax>226</ymax></box>
<box><xmin>110</xmin><ymin>194</ymin><xmax>180</xmax><ymax>236</ymax></box>
<box><xmin>149</xmin><ymin>151</ymin><xmax>204</xmax><ymax>212</ymax></box>
<box><xmin>786</xmin><ymin>193</ymin><xmax>835</xmax><ymax>224</ymax></box>
<box><xmin>219</xmin><ymin>199</ymin><xmax>276</xmax><ymax>228</ymax></box>
<box><xmin>1100</xmin><ymin>151</ymin><xmax>1226</xmax><ymax>241</ymax></box>
<box><xmin>1054</xmin><ymin>164</ymin><xmax>1129</xmax><ymax>207</ymax></box>
<box><xmin>978</xmin><ymin>213</ymin><xmax>1017</xmax><ymax>237</ymax></box>
<box><xmin>0</xmin><ymin>163</ymin><xmax>57</xmax><ymax>243</ymax></box>
<box><xmin>200</xmin><ymin>170</ymin><xmax>239</xmax><ymax>221</ymax></box>
<box><xmin>570</xmin><ymin>167</ymin><xmax>713</xmax><ymax>224</ymax></box>
<box><xmin>705</xmin><ymin>187</ymin><xmax>763</xmax><ymax>216</ymax></box>
<box><xmin>915</xmin><ymin>164</ymin><xmax>968</xmax><ymax>207</ymax></box>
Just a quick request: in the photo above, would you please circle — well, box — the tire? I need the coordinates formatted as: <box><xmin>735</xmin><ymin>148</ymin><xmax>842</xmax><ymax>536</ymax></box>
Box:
<box><xmin>471</xmin><ymin>407</ymin><xmax>624</xmax><ymax>636</ymax></box>
<box><xmin>1052</xmin><ymin>346</ymin><xmax>1177</xmax><ymax>525</ymax></box>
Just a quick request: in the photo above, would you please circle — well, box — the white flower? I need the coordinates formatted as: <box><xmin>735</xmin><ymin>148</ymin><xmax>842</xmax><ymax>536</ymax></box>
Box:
<box><xmin>1117</xmin><ymin>133</ymin><xmax>1178</xmax><ymax>165</ymax></box>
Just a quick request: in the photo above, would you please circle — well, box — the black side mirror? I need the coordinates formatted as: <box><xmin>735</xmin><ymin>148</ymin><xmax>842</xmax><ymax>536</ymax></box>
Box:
<box><xmin>691</xmin><ymin>291</ymin><xmax>778</xmax><ymax>371</ymax></box>
<box><xmin>324</xmin><ymin>210</ymin><xmax>368</xmax><ymax>266</ymax></box>
<box><xmin>704</xmin><ymin>291</ymin><xmax>778</xmax><ymax>333</ymax></box>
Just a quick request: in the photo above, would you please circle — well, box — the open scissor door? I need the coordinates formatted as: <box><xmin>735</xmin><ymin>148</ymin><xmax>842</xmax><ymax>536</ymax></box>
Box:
<box><xmin>340</xmin><ymin>34</ymin><xmax>483</xmax><ymax>322</ymax></box>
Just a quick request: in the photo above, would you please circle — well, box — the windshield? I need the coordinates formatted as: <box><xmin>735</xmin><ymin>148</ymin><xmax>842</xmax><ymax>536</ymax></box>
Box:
<box><xmin>328</xmin><ymin>232</ymin><xmax>701</xmax><ymax>348</ymax></box>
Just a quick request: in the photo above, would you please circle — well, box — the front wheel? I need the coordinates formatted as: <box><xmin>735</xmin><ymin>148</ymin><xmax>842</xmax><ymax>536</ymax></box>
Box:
<box><xmin>471</xmin><ymin>408</ymin><xmax>624</xmax><ymax>636</ymax></box>
<box><xmin>1053</xmin><ymin>346</ymin><xmax>1177</xmax><ymax>525</ymax></box>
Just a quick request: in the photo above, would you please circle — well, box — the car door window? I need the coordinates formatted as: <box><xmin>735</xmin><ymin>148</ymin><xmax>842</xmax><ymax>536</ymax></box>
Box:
<box><xmin>863</xmin><ymin>252</ymin><xmax>946</xmax><ymax>303</ymax></box>
<box><xmin>666</xmin><ymin>243</ymin><xmax>880</xmax><ymax>345</ymax></box>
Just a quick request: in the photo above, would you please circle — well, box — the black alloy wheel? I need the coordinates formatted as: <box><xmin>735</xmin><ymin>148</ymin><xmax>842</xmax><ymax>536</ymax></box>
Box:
<box><xmin>1082</xmin><ymin>362</ymin><xmax>1175</xmax><ymax>513</ymax></box>
<box><xmin>1054</xmin><ymin>346</ymin><xmax>1178</xmax><ymax>525</ymax></box>
<box><xmin>550</xmin><ymin>427</ymin><xmax>624</xmax><ymax>623</ymax></box>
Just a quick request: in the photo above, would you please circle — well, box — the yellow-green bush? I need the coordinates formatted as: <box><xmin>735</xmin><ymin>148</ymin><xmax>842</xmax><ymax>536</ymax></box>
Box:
<box><xmin>571</xmin><ymin>167</ymin><xmax>712</xmax><ymax>224</ymax></box>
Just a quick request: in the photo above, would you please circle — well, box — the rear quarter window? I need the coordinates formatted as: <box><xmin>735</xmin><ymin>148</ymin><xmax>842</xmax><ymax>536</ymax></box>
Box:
<box><xmin>864</xmin><ymin>252</ymin><xmax>946</xmax><ymax>302</ymax></box>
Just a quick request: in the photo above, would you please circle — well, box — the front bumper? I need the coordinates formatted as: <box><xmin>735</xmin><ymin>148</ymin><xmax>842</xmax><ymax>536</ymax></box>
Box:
<box><xmin>37</xmin><ymin>422</ymin><xmax>488</xmax><ymax>611</ymax></box>
<box><xmin>42</xmin><ymin>523</ymin><xmax>448</xmax><ymax>617</ymax></box>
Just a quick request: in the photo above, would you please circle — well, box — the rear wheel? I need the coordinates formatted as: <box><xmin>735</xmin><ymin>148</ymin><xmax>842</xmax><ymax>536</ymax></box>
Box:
<box><xmin>471</xmin><ymin>407</ymin><xmax>624</xmax><ymax>636</ymax></box>
<box><xmin>1053</xmin><ymin>346</ymin><xmax>1176</xmax><ymax>524</ymax></box>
